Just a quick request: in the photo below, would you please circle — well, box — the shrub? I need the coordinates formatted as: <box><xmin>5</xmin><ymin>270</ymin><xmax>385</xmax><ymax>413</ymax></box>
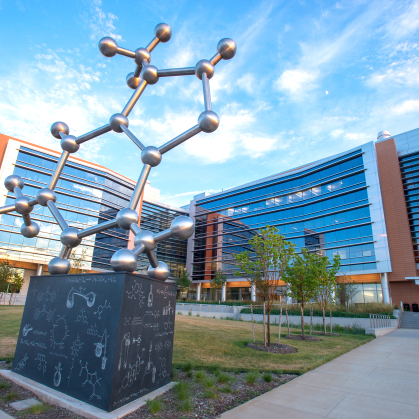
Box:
<box><xmin>186</xmin><ymin>370</ymin><xmax>193</xmax><ymax>378</ymax></box>
<box><xmin>203</xmin><ymin>377</ymin><xmax>215</xmax><ymax>388</ymax></box>
<box><xmin>2</xmin><ymin>391</ymin><xmax>19</xmax><ymax>402</ymax></box>
<box><xmin>182</xmin><ymin>361</ymin><xmax>194</xmax><ymax>372</ymax></box>
<box><xmin>177</xmin><ymin>398</ymin><xmax>192</xmax><ymax>412</ymax></box>
<box><xmin>217</xmin><ymin>372</ymin><xmax>232</xmax><ymax>384</ymax></box>
<box><xmin>244</xmin><ymin>372</ymin><xmax>259</xmax><ymax>385</ymax></box>
<box><xmin>27</xmin><ymin>403</ymin><xmax>51</xmax><ymax>414</ymax></box>
<box><xmin>203</xmin><ymin>389</ymin><xmax>216</xmax><ymax>398</ymax></box>
<box><xmin>263</xmin><ymin>373</ymin><xmax>272</xmax><ymax>383</ymax></box>
<box><xmin>195</xmin><ymin>371</ymin><xmax>206</xmax><ymax>382</ymax></box>
<box><xmin>146</xmin><ymin>398</ymin><xmax>163</xmax><ymax>414</ymax></box>
<box><xmin>174</xmin><ymin>381</ymin><xmax>190</xmax><ymax>401</ymax></box>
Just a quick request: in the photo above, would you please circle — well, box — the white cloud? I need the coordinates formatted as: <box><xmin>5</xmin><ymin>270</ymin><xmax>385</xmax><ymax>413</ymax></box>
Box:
<box><xmin>391</xmin><ymin>99</ymin><xmax>419</xmax><ymax>115</ymax></box>
<box><xmin>386</xmin><ymin>2</ymin><xmax>419</xmax><ymax>40</ymax></box>
<box><xmin>331</xmin><ymin>129</ymin><xmax>344</xmax><ymax>138</ymax></box>
<box><xmin>368</xmin><ymin>59</ymin><xmax>419</xmax><ymax>87</ymax></box>
<box><xmin>276</xmin><ymin>69</ymin><xmax>318</xmax><ymax>95</ymax></box>
<box><xmin>344</xmin><ymin>132</ymin><xmax>371</xmax><ymax>142</ymax></box>
<box><xmin>87</xmin><ymin>0</ymin><xmax>122</xmax><ymax>42</ymax></box>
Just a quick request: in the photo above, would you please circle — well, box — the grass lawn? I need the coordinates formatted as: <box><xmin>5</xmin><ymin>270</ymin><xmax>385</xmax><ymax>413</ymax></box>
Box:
<box><xmin>0</xmin><ymin>307</ymin><xmax>374</xmax><ymax>374</ymax></box>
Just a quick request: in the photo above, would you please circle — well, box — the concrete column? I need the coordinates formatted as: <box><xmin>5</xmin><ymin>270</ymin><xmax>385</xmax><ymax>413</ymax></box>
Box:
<box><xmin>381</xmin><ymin>272</ymin><xmax>391</xmax><ymax>304</ymax></box>
<box><xmin>196</xmin><ymin>283</ymin><xmax>201</xmax><ymax>301</ymax></box>
<box><xmin>250</xmin><ymin>284</ymin><xmax>257</xmax><ymax>302</ymax></box>
<box><xmin>36</xmin><ymin>264</ymin><xmax>44</xmax><ymax>276</ymax></box>
<box><xmin>221</xmin><ymin>284</ymin><xmax>226</xmax><ymax>302</ymax></box>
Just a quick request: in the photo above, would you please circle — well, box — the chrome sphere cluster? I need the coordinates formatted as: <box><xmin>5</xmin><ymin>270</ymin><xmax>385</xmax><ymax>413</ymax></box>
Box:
<box><xmin>0</xmin><ymin>23</ymin><xmax>236</xmax><ymax>280</ymax></box>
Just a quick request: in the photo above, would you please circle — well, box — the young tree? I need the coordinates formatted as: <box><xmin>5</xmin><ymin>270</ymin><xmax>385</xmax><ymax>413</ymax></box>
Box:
<box><xmin>210</xmin><ymin>269</ymin><xmax>227</xmax><ymax>300</ymax></box>
<box><xmin>69</xmin><ymin>248</ymin><xmax>88</xmax><ymax>274</ymax></box>
<box><xmin>313</xmin><ymin>253</ymin><xmax>341</xmax><ymax>334</ymax></box>
<box><xmin>336</xmin><ymin>274</ymin><xmax>359</xmax><ymax>309</ymax></box>
<box><xmin>176</xmin><ymin>270</ymin><xmax>191</xmax><ymax>299</ymax></box>
<box><xmin>282</xmin><ymin>248</ymin><xmax>318</xmax><ymax>338</ymax></box>
<box><xmin>0</xmin><ymin>258</ymin><xmax>24</xmax><ymax>304</ymax></box>
<box><xmin>235</xmin><ymin>226</ymin><xmax>295</xmax><ymax>347</ymax></box>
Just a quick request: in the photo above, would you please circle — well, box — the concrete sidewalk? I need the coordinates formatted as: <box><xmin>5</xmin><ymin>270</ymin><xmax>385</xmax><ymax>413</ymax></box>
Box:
<box><xmin>221</xmin><ymin>329</ymin><xmax>419</xmax><ymax>418</ymax></box>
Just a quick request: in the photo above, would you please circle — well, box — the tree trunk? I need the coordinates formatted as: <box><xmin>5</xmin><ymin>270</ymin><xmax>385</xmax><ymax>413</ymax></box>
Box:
<box><xmin>286</xmin><ymin>307</ymin><xmax>290</xmax><ymax>336</ymax></box>
<box><xmin>301</xmin><ymin>304</ymin><xmax>305</xmax><ymax>338</ymax></box>
<box><xmin>330</xmin><ymin>308</ymin><xmax>333</xmax><ymax>334</ymax></box>
<box><xmin>278</xmin><ymin>304</ymin><xmax>282</xmax><ymax>344</ymax></box>
<box><xmin>267</xmin><ymin>310</ymin><xmax>271</xmax><ymax>347</ymax></box>
<box><xmin>310</xmin><ymin>306</ymin><xmax>313</xmax><ymax>336</ymax></box>
<box><xmin>323</xmin><ymin>307</ymin><xmax>326</xmax><ymax>334</ymax></box>
<box><xmin>263</xmin><ymin>302</ymin><xmax>266</xmax><ymax>348</ymax></box>
<box><xmin>250</xmin><ymin>303</ymin><xmax>255</xmax><ymax>343</ymax></box>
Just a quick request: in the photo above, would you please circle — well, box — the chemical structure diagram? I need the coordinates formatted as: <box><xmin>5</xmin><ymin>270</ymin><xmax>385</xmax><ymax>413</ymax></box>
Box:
<box><xmin>50</xmin><ymin>315</ymin><xmax>70</xmax><ymax>349</ymax></box>
<box><xmin>75</xmin><ymin>309</ymin><xmax>88</xmax><ymax>324</ymax></box>
<box><xmin>94</xmin><ymin>300</ymin><xmax>111</xmax><ymax>319</ymax></box>
<box><xmin>79</xmin><ymin>361</ymin><xmax>102</xmax><ymax>400</ymax></box>
<box><xmin>35</xmin><ymin>353</ymin><xmax>47</xmax><ymax>374</ymax></box>
<box><xmin>0</xmin><ymin>23</ymin><xmax>235</xmax><ymax>281</ymax></box>
<box><xmin>126</xmin><ymin>281</ymin><xmax>145</xmax><ymax>307</ymax></box>
<box><xmin>33</xmin><ymin>304</ymin><xmax>54</xmax><ymax>322</ymax></box>
<box><xmin>68</xmin><ymin>334</ymin><xmax>84</xmax><ymax>385</ymax></box>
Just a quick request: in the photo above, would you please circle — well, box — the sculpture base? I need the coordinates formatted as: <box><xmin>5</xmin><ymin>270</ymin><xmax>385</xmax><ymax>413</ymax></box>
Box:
<box><xmin>12</xmin><ymin>272</ymin><xmax>176</xmax><ymax>412</ymax></box>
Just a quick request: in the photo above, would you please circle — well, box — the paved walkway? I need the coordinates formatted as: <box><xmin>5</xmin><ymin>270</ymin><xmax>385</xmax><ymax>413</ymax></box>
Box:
<box><xmin>221</xmin><ymin>329</ymin><xmax>419</xmax><ymax>418</ymax></box>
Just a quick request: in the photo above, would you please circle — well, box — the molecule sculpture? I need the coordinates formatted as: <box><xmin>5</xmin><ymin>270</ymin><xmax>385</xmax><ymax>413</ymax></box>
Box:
<box><xmin>0</xmin><ymin>23</ymin><xmax>236</xmax><ymax>281</ymax></box>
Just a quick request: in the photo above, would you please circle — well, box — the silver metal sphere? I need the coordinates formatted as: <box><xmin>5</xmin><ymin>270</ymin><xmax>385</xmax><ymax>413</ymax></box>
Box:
<box><xmin>134</xmin><ymin>230</ymin><xmax>156</xmax><ymax>251</ymax></box>
<box><xmin>109</xmin><ymin>113</ymin><xmax>129</xmax><ymax>133</ymax></box>
<box><xmin>4</xmin><ymin>175</ymin><xmax>24</xmax><ymax>192</ymax></box>
<box><xmin>111</xmin><ymin>248</ymin><xmax>138</xmax><ymax>272</ymax></box>
<box><xmin>35</xmin><ymin>188</ymin><xmax>57</xmax><ymax>206</ymax></box>
<box><xmin>60</xmin><ymin>135</ymin><xmax>80</xmax><ymax>153</ymax></box>
<box><xmin>170</xmin><ymin>216</ymin><xmax>194</xmax><ymax>240</ymax></box>
<box><xmin>51</xmin><ymin>121</ymin><xmax>69</xmax><ymax>139</ymax></box>
<box><xmin>135</xmin><ymin>48</ymin><xmax>151</xmax><ymax>66</ymax></box>
<box><xmin>99</xmin><ymin>37</ymin><xmax>118</xmax><ymax>57</ymax></box>
<box><xmin>198</xmin><ymin>111</ymin><xmax>219</xmax><ymax>133</ymax></box>
<box><xmin>21</xmin><ymin>222</ymin><xmax>39</xmax><ymax>238</ymax></box>
<box><xmin>141</xmin><ymin>146</ymin><xmax>162</xmax><ymax>167</ymax></box>
<box><xmin>148</xmin><ymin>261</ymin><xmax>170</xmax><ymax>281</ymax></box>
<box><xmin>60</xmin><ymin>227</ymin><xmax>81</xmax><ymax>248</ymax></box>
<box><xmin>217</xmin><ymin>38</ymin><xmax>236</xmax><ymax>60</ymax></box>
<box><xmin>126</xmin><ymin>72</ymin><xmax>140</xmax><ymax>89</ymax></box>
<box><xmin>48</xmin><ymin>257</ymin><xmax>71</xmax><ymax>275</ymax></box>
<box><xmin>155</xmin><ymin>23</ymin><xmax>172</xmax><ymax>43</ymax></box>
<box><xmin>142</xmin><ymin>65</ymin><xmax>159</xmax><ymax>85</ymax></box>
<box><xmin>15</xmin><ymin>197</ymin><xmax>33</xmax><ymax>215</ymax></box>
<box><xmin>195</xmin><ymin>60</ymin><xmax>214</xmax><ymax>80</ymax></box>
<box><xmin>116</xmin><ymin>208</ymin><xmax>139</xmax><ymax>230</ymax></box>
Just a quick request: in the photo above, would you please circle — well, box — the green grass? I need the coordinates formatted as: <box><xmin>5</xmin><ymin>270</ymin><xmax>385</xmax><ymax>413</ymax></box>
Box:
<box><xmin>244</xmin><ymin>372</ymin><xmax>259</xmax><ymax>385</ymax></box>
<box><xmin>186</xmin><ymin>370</ymin><xmax>193</xmax><ymax>378</ymax></box>
<box><xmin>195</xmin><ymin>371</ymin><xmax>206</xmax><ymax>382</ymax></box>
<box><xmin>146</xmin><ymin>398</ymin><xmax>163</xmax><ymax>414</ymax></box>
<box><xmin>203</xmin><ymin>377</ymin><xmax>215</xmax><ymax>388</ymax></box>
<box><xmin>202</xmin><ymin>388</ymin><xmax>216</xmax><ymax>398</ymax></box>
<box><xmin>174</xmin><ymin>381</ymin><xmax>190</xmax><ymax>401</ymax></box>
<box><xmin>0</xmin><ymin>307</ymin><xmax>374</xmax><ymax>373</ymax></box>
<box><xmin>216</xmin><ymin>372</ymin><xmax>233</xmax><ymax>384</ymax></box>
<box><xmin>263</xmin><ymin>373</ymin><xmax>272</xmax><ymax>383</ymax></box>
<box><xmin>2</xmin><ymin>391</ymin><xmax>19</xmax><ymax>401</ymax></box>
<box><xmin>0</xmin><ymin>381</ymin><xmax>11</xmax><ymax>390</ymax></box>
<box><xmin>26</xmin><ymin>403</ymin><xmax>51</xmax><ymax>414</ymax></box>
<box><xmin>177</xmin><ymin>398</ymin><xmax>192</xmax><ymax>412</ymax></box>
<box><xmin>219</xmin><ymin>385</ymin><xmax>232</xmax><ymax>393</ymax></box>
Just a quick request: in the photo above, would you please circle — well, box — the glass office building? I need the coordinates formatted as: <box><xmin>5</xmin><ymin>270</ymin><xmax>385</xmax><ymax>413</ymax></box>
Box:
<box><xmin>0</xmin><ymin>135</ymin><xmax>188</xmax><ymax>294</ymax></box>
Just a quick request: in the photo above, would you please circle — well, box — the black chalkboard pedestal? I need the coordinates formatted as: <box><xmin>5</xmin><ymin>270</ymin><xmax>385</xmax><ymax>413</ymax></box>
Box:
<box><xmin>11</xmin><ymin>272</ymin><xmax>176</xmax><ymax>412</ymax></box>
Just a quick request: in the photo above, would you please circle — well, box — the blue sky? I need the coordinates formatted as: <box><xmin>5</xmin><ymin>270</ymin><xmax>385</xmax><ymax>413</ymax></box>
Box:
<box><xmin>1</xmin><ymin>0</ymin><xmax>419</xmax><ymax>208</ymax></box>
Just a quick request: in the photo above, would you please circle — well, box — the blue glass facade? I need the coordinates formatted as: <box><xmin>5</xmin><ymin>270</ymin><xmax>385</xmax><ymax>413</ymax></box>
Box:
<box><xmin>192</xmin><ymin>150</ymin><xmax>377</xmax><ymax>281</ymax></box>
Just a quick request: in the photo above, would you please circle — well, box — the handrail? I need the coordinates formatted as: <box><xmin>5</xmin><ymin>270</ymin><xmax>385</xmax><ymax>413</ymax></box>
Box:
<box><xmin>369</xmin><ymin>313</ymin><xmax>391</xmax><ymax>329</ymax></box>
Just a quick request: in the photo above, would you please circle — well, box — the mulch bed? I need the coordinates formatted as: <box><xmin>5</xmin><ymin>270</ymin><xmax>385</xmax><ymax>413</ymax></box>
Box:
<box><xmin>312</xmin><ymin>332</ymin><xmax>340</xmax><ymax>337</ymax></box>
<box><xmin>247</xmin><ymin>342</ymin><xmax>297</xmax><ymax>354</ymax></box>
<box><xmin>284</xmin><ymin>334</ymin><xmax>321</xmax><ymax>341</ymax></box>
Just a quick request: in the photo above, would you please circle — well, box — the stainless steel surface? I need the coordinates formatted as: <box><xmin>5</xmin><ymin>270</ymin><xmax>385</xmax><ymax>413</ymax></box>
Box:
<box><xmin>128</xmin><ymin>164</ymin><xmax>151</xmax><ymax>209</ymax></box>
<box><xmin>0</xmin><ymin>24</ymin><xmax>235</xmax><ymax>275</ymax></box>
<box><xmin>47</xmin><ymin>201</ymin><xmax>69</xmax><ymax>230</ymax></box>
<box><xmin>48</xmin><ymin>151</ymin><xmax>70</xmax><ymax>189</ymax></box>
<box><xmin>76</xmin><ymin>125</ymin><xmax>111</xmax><ymax>144</ymax></box>
<box><xmin>202</xmin><ymin>73</ymin><xmax>212</xmax><ymax>111</ymax></box>
<box><xmin>198</xmin><ymin>110</ymin><xmax>219</xmax><ymax>132</ymax></box>
<box><xmin>158</xmin><ymin>125</ymin><xmax>201</xmax><ymax>154</ymax></box>
<box><xmin>77</xmin><ymin>219</ymin><xmax>118</xmax><ymax>238</ymax></box>
<box><xmin>122</xmin><ymin>79</ymin><xmax>147</xmax><ymax>116</ymax></box>
<box><xmin>36</xmin><ymin>188</ymin><xmax>57</xmax><ymax>206</ymax></box>
<box><xmin>5</xmin><ymin>175</ymin><xmax>24</xmax><ymax>192</ymax></box>
<box><xmin>109</xmin><ymin>113</ymin><xmax>129</xmax><ymax>132</ymax></box>
<box><xmin>157</xmin><ymin>68</ymin><xmax>195</xmax><ymax>77</ymax></box>
<box><xmin>141</xmin><ymin>146</ymin><xmax>162</xmax><ymax>167</ymax></box>
<box><xmin>120</xmin><ymin>125</ymin><xmax>146</xmax><ymax>150</ymax></box>
<box><xmin>51</xmin><ymin>121</ymin><xmax>70</xmax><ymax>139</ymax></box>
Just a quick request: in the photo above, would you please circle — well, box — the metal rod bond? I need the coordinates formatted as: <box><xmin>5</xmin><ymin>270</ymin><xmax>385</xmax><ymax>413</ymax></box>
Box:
<box><xmin>157</xmin><ymin>68</ymin><xmax>195</xmax><ymax>77</ymax></box>
<box><xmin>49</xmin><ymin>151</ymin><xmax>70</xmax><ymax>189</ymax></box>
<box><xmin>153</xmin><ymin>229</ymin><xmax>172</xmax><ymax>243</ymax></box>
<box><xmin>159</xmin><ymin>125</ymin><xmax>202</xmax><ymax>154</ymax></box>
<box><xmin>120</xmin><ymin>125</ymin><xmax>146</xmax><ymax>150</ymax></box>
<box><xmin>210</xmin><ymin>52</ymin><xmax>222</xmax><ymax>66</ymax></box>
<box><xmin>130</xmin><ymin>223</ymin><xmax>141</xmax><ymax>235</ymax></box>
<box><xmin>0</xmin><ymin>205</ymin><xmax>16</xmax><ymax>214</ymax></box>
<box><xmin>132</xmin><ymin>243</ymin><xmax>145</xmax><ymax>257</ymax></box>
<box><xmin>146</xmin><ymin>37</ymin><xmax>160</xmax><ymax>52</ymax></box>
<box><xmin>13</xmin><ymin>186</ymin><xmax>23</xmax><ymax>198</ymax></box>
<box><xmin>28</xmin><ymin>199</ymin><xmax>37</xmax><ymax>206</ymax></box>
<box><xmin>60</xmin><ymin>246</ymin><xmax>72</xmax><ymax>259</ymax></box>
<box><xmin>134</xmin><ymin>65</ymin><xmax>142</xmax><ymax>78</ymax></box>
<box><xmin>76</xmin><ymin>125</ymin><xmax>112</xmax><ymax>144</ymax></box>
<box><xmin>129</xmin><ymin>165</ymin><xmax>151</xmax><ymax>209</ymax></box>
<box><xmin>22</xmin><ymin>214</ymin><xmax>32</xmax><ymax>226</ymax></box>
<box><xmin>47</xmin><ymin>201</ymin><xmax>69</xmax><ymax>230</ymax></box>
<box><xmin>116</xmin><ymin>47</ymin><xmax>136</xmax><ymax>58</ymax></box>
<box><xmin>202</xmin><ymin>73</ymin><xmax>212</xmax><ymax>111</ymax></box>
<box><xmin>77</xmin><ymin>219</ymin><xmax>118</xmax><ymax>239</ymax></box>
<box><xmin>146</xmin><ymin>250</ymin><xmax>159</xmax><ymax>268</ymax></box>
<box><xmin>122</xmin><ymin>80</ymin><xmax>148</xmax><ymax>116</ymax></box>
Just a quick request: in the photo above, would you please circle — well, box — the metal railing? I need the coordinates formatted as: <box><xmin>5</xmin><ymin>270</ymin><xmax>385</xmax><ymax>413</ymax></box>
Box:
<box><xmin>369</xmin><ymin>313</ymin><xmax>391</xmax><ymax>329</ymax></box>
<box><xmin>175</xmin><ymin>303</ymin><xmax>241</xmax><ymax>314</ymax></box>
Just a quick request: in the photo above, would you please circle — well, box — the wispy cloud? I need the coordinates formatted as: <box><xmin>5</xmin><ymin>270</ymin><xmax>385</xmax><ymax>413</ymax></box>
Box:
<box><xmin>391</xmin><ymin>99</ymin><xmax>419</xmax><ymax>115</ymax></box>
<box><xmin>87</xmin><ymin>0</ymin><xmax>122</xmax><ymax>42</ymax></box>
